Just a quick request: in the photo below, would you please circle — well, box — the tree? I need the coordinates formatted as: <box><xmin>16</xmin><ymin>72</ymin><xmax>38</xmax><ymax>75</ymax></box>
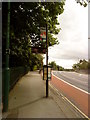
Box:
<box><xmin>88</xmin><ymin>59</ymin><xmax>90</xmax><ymax>69</ymax></box>
<box><xmin>3</xmin><ymin>2</ymin><xmax>65</xmax><ymax>46</ymax></box>
<box><xmin>49</xmin><ymin>61</ymin><xmax>58</xmax><ymax>70</ymax></box>
<box><xmin>72</xmin><ymin>59</ymin><xmax>89</xmax><ymax>71</ymax></box>
<box><xmin>49</xmin><ymin>61</ymin><xmax>65</xmax><ymax>71</ymax></box>
<box><xmin>59</xmin><ymin>66</ymin><xmax>64</xmax><ymax>71</ymax></box>
<box><xmin>75</xmin><ymin>0</ymin><xmax>88</xmax><ymax>7</ymax></box>
<box><xmin>30</xmin><ymin>54</ymin><xmax>43</xmax><ymax>71</ymax></box>
<box><xmin>2</xmin><ymin>2</ymin><xmax>65</xmax><ymax>67</ymax></box>
<box><xmin>49</xmin><ymin>61</ymin><xmax>56</xmax><ymax>70</ymax></box>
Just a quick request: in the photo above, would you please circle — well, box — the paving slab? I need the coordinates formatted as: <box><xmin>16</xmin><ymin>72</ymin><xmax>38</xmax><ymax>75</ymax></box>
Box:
<box><xmin>2</xmin><ymin>71</ymin><xmax>86</xmax><ymax>118</ymax></box>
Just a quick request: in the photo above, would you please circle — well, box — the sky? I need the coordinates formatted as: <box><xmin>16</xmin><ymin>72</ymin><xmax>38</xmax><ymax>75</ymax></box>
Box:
<box><xmin>43</xmin><ymin>0</ymin><xmax>88</xmax><ymax>69</ymax></box>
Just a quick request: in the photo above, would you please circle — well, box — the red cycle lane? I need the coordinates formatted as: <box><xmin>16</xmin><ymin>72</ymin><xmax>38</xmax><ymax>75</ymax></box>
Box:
<box><xmin>50</xmin><ymin>74</ymin><xmax>90</xmax><ymax>118</ymax></box>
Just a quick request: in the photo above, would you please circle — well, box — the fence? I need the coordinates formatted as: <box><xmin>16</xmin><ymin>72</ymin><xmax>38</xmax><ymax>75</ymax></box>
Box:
<box><xmin>2</xmin><ymin>66</ymin><xmax>30</xmax><ymax>95</ymax></box>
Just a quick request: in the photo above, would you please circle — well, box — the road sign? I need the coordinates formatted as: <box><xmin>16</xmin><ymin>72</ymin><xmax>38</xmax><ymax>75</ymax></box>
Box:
<box><xmin>43</xmin><ymin>65</ymin><xmax>52</xmax><ymax>80</ymax></box>
<box><xmin>31</xmin><ymin>47</ymin><xmax>46</xmax><ymax>54</ymax></box>
<box><xmin>40</xmin><ymin>27</ymin><xmax>46</xmax><ymax>42</ymax></box>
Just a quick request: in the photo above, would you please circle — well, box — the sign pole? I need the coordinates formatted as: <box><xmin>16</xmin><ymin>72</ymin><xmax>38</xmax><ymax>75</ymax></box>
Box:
<box><xmin>46</xmin><ymin>24</ymin><xmax>48</xmax><ymax>97</ymax></box>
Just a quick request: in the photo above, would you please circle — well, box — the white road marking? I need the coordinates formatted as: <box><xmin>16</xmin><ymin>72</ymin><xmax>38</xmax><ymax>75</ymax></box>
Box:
<box><xmin>52</xmin><ymin>73</ymin><xmax>90</xmax><ymax>95</ymax></box>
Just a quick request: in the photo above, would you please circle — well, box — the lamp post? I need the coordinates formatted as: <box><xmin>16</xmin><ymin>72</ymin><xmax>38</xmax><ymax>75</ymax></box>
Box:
<box><xmin>3</xmin><ymin>1</ymin><xmax>10</xmax><ymax>112</ymax></box>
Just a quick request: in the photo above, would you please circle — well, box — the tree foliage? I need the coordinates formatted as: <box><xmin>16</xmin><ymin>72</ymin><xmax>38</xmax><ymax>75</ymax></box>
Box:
<box><xmin>3</xmin><ymin>2</ymin><xmax>65</xmax><ymax>47</ymax></box>
<box><xmin>2</xmin><ymin>2</ymin><xmax>65</xmax><ymax>67</ymax></box>
<box><xmin>75</xmin><ymin>0</ymin><xmax>88</xmax><ymax>7</ymax></box>
<box><xmin>49</xmin><ymin>61</ymin><xmax>57</xmax><ymax>70</ymax></box>
<box><xmin>72</xmin><ymin>59</ymin><xmax>90</xmax><ymax>70</ymax></box>
<box><xmin>30</xmin><ymin>54</ymin><xmax>43</xmax><ymax>71</ymax></box>
<box><xmin>49</xmin><ymin>61</ymin><xmax>64</xmax><ymax>71</ymax></box>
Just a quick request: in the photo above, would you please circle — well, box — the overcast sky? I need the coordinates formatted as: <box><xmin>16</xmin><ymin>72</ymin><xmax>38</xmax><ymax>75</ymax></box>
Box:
<box><xmin>44</xmin><ymin>0</ymin><xmax>88</xmax><ymax>69</ymax></box>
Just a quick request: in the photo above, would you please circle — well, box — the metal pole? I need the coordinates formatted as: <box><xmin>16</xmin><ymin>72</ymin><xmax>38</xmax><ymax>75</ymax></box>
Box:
<box><xmin>46</xmin><ymin>24</ymin><xmax>48</xmax><ymax>97</ymax></box>
<box><xmin>3</xmin><ymin>1</ymin><xmax>10</xmax><ymax>112</ymax></box>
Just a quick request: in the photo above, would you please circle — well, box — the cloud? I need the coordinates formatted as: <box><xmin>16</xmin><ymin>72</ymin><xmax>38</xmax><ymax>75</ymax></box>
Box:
<box><xmin>47</xmin><ymin>0</ymin><xmax>88</xmax><ymax>68</ymax></box>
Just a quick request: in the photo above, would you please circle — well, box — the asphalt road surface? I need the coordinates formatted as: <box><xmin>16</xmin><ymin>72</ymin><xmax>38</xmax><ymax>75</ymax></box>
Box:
<box><xmin>53</xmin><ymin>71</ymin><xmax>89</xmax><ymax>93</ymax></box>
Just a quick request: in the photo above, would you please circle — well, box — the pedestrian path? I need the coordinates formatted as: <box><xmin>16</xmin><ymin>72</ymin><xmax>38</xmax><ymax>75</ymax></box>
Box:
<box><xmin>3</xmin><ymin>71</ymin><xmax>86</xmax><ymax>118</ymax></box>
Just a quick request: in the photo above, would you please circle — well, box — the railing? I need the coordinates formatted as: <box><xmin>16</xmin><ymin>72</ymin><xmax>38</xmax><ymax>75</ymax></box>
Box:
<box><xmin>10</xmin><ymin>67</ymin><xmax>30</xmax><ymax>89</ymax></box>
<box><xmin>2</xmin><ymin>66</ymin><xmax>30</xmax><ymax>94</ymax></box>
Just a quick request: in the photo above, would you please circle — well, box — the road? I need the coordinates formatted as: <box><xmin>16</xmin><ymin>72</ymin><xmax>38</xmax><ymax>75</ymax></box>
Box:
<box><xmin>53</xmin><ymin>71</ymin><xmax>89</xmax><ymax>93</ymax></box>
<box><xmin>51</xmin><ymin>71</ymin><xmax>90</xmax><ymax>117</ymax></box>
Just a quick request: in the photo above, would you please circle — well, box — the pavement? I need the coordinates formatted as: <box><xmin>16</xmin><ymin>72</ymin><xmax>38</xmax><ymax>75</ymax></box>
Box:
<box><xmin>2</xmin><ymin>71</ymin><xmax>87</xmax><ymax>119</ymax></box>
